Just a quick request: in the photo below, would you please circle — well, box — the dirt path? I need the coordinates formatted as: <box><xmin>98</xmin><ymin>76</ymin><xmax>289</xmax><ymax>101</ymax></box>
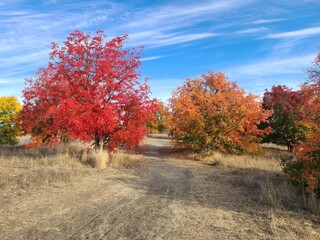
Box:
<box><xmin>0</xmin><ymin>135</ymin><xmax>319</xmax><ymax>239</ymax></box>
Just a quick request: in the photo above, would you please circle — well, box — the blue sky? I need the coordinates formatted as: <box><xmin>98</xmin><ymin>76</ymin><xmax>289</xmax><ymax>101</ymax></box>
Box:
<box><xmin>0</xmin><ymin>0</ymin><xmax>319</xmax><ymax>102</ymax></box>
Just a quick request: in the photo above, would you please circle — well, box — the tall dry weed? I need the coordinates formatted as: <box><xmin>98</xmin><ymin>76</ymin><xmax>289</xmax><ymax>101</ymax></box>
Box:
<box><xmin>94</xmin><ymin>150</ymin><xmax>109</xmax><ymax>169</ymax></box>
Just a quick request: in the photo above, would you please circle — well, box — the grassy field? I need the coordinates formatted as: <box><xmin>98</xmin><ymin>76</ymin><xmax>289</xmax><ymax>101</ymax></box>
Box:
<box><xmin>0</xmin><ymin>136</ymin><xmax>319</xmax><ymax>239</ymax></box>
<box><xmin>1</xmin><ymin>138</ymin><xmax>319</xmax><ymax>214</ymax></box>
<box><xmin>0</xmin><ymin>141</ymin><xmax>137</xmax><ymax>196</ymax></box>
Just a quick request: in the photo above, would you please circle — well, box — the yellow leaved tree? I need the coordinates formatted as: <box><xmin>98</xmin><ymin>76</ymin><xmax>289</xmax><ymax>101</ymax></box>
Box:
<box><xmin>0</xmin><ymin>96</ymin><xmax>21</xmax><ymax>145</ymax></box>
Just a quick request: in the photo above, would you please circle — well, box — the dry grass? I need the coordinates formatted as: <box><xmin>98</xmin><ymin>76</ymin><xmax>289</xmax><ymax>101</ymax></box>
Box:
<box><xmin>260</xmin><ymin>142</ymin><xmax>288</xmax><ymax>151</ymax></box>
<box><xmin>203</xmin><ymin>149</ymin><xmax>320</xmax><ymax>214</ymax></box>
<box><xmin>265</xmin><ymin>206</ymin><xmax>320</xmax><ymax>239</ymax></box>
<box><xmin>0</xmin><ymin>142</ymin><xmax>97</xmax><ymax>194</ymax></box>
<box><xmin>80</xmin><ymin>148</ymin><xmax>110</xmax><ymax>169</ymax></box>
<box><xmin>200</xmin><ymin>150</ymin><xmax>282</xmax><ymax>172</ymax></box>
<box><xmin>80</xmin><ymin>148</ymin><xmax>139</xmax><ymax>169</ymax></box>
<box><xmin>0</xmin><ymin>139</ymin><xmax>142</xmax><ymax>194</ymax></box>
<box><xmin>164</xmin><ymin>144</ymin><xmax>320</xmax><ymax>214</ymax></box>
<box><xmin>1</xmin><ymin>134</ymin><xmax>319</xmax><ymax>239</ymax></box>
<box><xmin>109</xmin><ymin>151</ymin><xmax>141</xmax><ymax>168</ymax></box>
<box><xmin>94</xmin><ymin>150</ymin><xmax>109</xmax><ymax>169</ymax></box>
<box><xmin>258</xmin><ymin>176</ymin><xmax>320</xmax><ymax>213</ymax></box>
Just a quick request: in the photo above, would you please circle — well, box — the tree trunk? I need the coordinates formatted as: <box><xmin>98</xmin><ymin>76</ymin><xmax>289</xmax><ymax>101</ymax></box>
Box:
<box><xmin>99</xmin><ymin>139</ymin><xmax>104</xmax><ymax>153</ymax></box>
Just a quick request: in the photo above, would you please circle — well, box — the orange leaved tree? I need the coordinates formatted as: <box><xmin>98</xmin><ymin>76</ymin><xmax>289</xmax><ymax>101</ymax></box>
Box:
<box><xmin>169</xmin><ymin>71</ymin><xmax>272</xmax><ymax>154</ymax></box>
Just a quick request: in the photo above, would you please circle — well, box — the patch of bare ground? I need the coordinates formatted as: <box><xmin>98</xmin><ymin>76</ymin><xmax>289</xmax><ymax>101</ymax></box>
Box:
<box><xmin>0</xmin><ymin>134</ymin><xmax>319</xmax><ymax>239</ymax></box>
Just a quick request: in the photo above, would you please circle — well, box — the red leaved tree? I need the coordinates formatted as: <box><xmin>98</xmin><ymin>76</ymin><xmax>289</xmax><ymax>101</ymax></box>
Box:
<box><xmin>284</xmin><ymin>52</ymin><xmax>320</xmax><ymax>196</ymax></box>
<box><xmin>169</xmin><ymin>71</ymin><xmax>272</xmax><ymax>154</ymax></box>
<box><xmin>22</xmin><ymin>30</ymin><xmax>157</xmax><ymax>151</ymax></box>
<box><xmin>262</xmin><ymin>85</ymin><xmax>307</xmax><ymax>151</ymax></box>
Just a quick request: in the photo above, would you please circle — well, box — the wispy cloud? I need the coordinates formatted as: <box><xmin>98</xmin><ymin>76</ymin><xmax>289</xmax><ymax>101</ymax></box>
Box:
<box><xmin>141</xmin><ymin>56</ymin><xmax>166</xmax><ymax>62</ymax></box>
<box><xmin>115</xmin><ymin>0</ymin><xmax>253</xmax><ymax>49</ymax></box>
<box><xmin>235</xmin><ymin>27</ymin><xmax>267</xmax><ymax>34</ymax></box>
<box><xmin>267</xmin><ymin>26</ymin><xmax>320</xmax><ymax>39</ymax></box>
<box><xmin>128</xmin><ymin>32</ymin><xmax>217</xmax><ymax>48</ymax></box>
<box><xmin>1</xmin><ymin>0</ymin><xmax>319</xmax><ymax>100</ymax></box>
<box><xmin>0</xmin><ymin>77</ymin><xmax>23</xmax><ymax>85</ymax></box>
<box><xmin>0</xmin><ymin>50</ymin><xmax>49</xmax><ymax>67</ymax></box>
<box><xmin>249</xmin><ymin>19</ymin><xmax>284</xmax><ymax>25</ymax></box>
<box><xmin>1</xmin><ymin>1</ymin><xmax>240</xmax><ymax>93</ymax></box>
<box><xmin>232</xmin><ymin>54</ymin><xmax>313</xmax><ymax>76</ymax></box>
<box><xmin>0</xmin><ymin>10</ymin><xmax>32</xmax><ymax>16</ymax></box>
<box><xmin>226</xmin><ymin>54</ymin><xmax>314</xmax><ymax>93</ymax></box>
<box><xmin>125</xmin><ymin>0</ymin><xmax>252</xmax><ymax>29</ymax></box>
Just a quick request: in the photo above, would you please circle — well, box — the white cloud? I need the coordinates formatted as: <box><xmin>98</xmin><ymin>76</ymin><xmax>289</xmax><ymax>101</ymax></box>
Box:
<box><xmin>249</xmin><ymin>19</ymin><xmax>284</xmax><ymax>25</ymax></box>
<box><xmin>116</xmin><ymin>0</ymin><xmax>252</xmax><ymax>48</ymax></box>
<box><xmin>267</xmin><ymin>26</ymin><xmax>320</xmax><ymax>39</ymax></box>
<box><xmin>225</xmin><ymin>54</ymin><xmax>314</xmax><ymax>94</ymax></box>
<box><xmin>2</xmin><ymin>0</ymin><xmax>318</xmax><ymax>100</ymax></box>
<box><xmin>156</xmin><ymin>33</ymin><xmax>216</xmax><ymax>46</ymax></box>
<box><xmin>235</xmin><ymin>27</ymin><xmax>267</xmax><ymax>34</ymax></box>
<box><xmin>141</xmin><ymin>56</ymin><xmax>166</xmax><ymax>62</ymax></box>
<box><xmin>128</xmin><ymin>32</ymin><xmax>217</xmax><ymax>48</ymax></box>
<box><xmin>0</xmin><ymin>50</ymin><xmax>49</xmax><ymax>67</ymax></box>
<box><xmin>2</xmin><ymin>0</ymin><xmax>244</xmax><ymax>100</ymax></box>
<box><xmin>232</xmin><ymin>54</ymin><xmax>313</xmax><ymax>76</ymax></box>
<box><xmin>0</xmin><ymin>78</ymin><xmax>23</xmax><ymax>85</ymax></box>
<box><xmin>0</xmin><ymin>79</ymin><xmax>14</xmax><ymax>84</ymax></box>
<box><xmin>71</xmin><ymin>14</ymin><xmax>109</xmax><ymax>29</ymax></box>
<box><xmin>269</xmin><ymin>38</ymin><xmax>302</xmax><ymax>56</ymax></box>
<box><xmin>0</xmin><ymin>10</ymin><xmax>32</xmax><ymax>16</ymax></box>
<box><xmin>125</xmin><ymin>0</ymin><xmax>252</xmax><ymax>29</ymax></box>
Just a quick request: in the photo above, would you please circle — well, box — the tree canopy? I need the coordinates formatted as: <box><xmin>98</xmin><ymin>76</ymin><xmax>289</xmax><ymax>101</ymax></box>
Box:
<box><xmin>22</xmin><ymin>30</ymin><xmax>156</xmax><ymax>151</ymax></box>
<box><xmin>262</xmin><ymin>85</ymin><xmax>307</xmax><ymax>151</ymax></box>
<box><xmin>169</xmin><ymin>71</ymin><xmax>272</xmax><ymax>154</ymax></box>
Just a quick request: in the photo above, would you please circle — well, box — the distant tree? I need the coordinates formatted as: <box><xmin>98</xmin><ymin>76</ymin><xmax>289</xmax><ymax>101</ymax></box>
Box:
<box><xmin>156</xmin><ymin>101</ymin><xmax>169</xmax><ymax>133</ymax></box>
<box><xmin>169</xmin><ymin>71</ymin><xmax>272</xmax><ymax>154</ymax></box>
<box><xmin>262</xmin><ymin>85</ymin><xmax>307</xmax><ymax>151</ymax></box>
<box><xmin>0</xmin><ymin>96</ymin><xmax>21</xmax><ymax>145</ymax></box>
<box><xmin>22</xmin><ymin>30</ymin><xmax>157</xmax><ymax>151</ymax></box>
<box><xmin>309</xmin><ymin>51</ymin><xmax>320</xmax><ymax>83</ymax></box>
<box><xmin>147</xmin><ymin>101</ymin><xmax>169</xmax><ymax>133</ymax></box>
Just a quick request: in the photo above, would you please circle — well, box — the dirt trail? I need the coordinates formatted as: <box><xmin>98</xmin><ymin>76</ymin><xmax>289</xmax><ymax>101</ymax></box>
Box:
<box><xmin>0</xmin><ymin>135</ymin><xmax>319</xmax><ymax>239</ymax></box>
